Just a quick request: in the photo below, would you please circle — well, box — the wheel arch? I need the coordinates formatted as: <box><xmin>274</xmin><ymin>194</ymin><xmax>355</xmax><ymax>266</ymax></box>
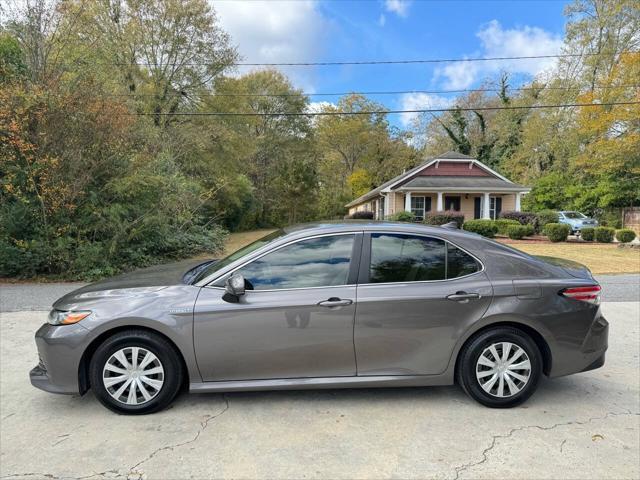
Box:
<box><xmin>453</xmin><ymin>321</ymin><xmax>553</xmax><ymax>378</ymax></box>
<box><xmin>78</xmin><ymin>324</ymin><xmax>190</xmax><ymax>395</ymax></box>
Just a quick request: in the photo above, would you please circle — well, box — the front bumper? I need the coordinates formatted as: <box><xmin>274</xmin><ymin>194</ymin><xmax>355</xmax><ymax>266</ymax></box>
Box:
<box><xmin>30</xmin><ymin>322</ymin><xmax>91</xmax><ymax>395</ymax></box>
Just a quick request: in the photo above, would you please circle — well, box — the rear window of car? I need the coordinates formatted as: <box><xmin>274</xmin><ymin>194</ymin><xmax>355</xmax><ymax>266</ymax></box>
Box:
<box><xmin>368</xmin><ymin>233</ymin><xmax>480</xmax><ymax>283</ymax></box>
<box><xmin>447</xmin><ymin>243</ymin><xmax>480</xmax><ymax>278</ymax></box>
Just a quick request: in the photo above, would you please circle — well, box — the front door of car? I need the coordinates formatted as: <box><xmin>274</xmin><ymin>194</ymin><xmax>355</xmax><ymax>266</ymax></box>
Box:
<box><xmin>354</xmin><ymin>232</ymin><xmax>493</xmax><ymax>376</ymax></box>
<box><xmin>194</xmin><ymin>233</ymin><xmax>361</xmax><ymax>382</ymax></box>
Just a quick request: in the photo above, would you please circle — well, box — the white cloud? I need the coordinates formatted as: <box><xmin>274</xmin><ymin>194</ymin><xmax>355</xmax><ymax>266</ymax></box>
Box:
<box><xmin>306</xmin><ymin>101</ymin><xmax>335</xmax><ymax>114</ymax></box>
<box><xmin>384</xmin><ymin>0</ymin><xmax>411</xmax><ymax>18</ymax></box>
<box><xmin>437</xmin><ymin>61</ymin><xmax>481</xmax><ymax>90</ymax></box>
<box><xmin>213</xmin><ymin>0</ymin><xmax>328</xmax><ymax>90</ymax></box>
<box><xmin>399</xmin><ymin>93</ymin><xmax>454</xmax><ymax>127</ymax></box>
<box><xmin>436</xmin><ymin>20</ymin><xmax>563</xmax><ymax>89</ymax></box>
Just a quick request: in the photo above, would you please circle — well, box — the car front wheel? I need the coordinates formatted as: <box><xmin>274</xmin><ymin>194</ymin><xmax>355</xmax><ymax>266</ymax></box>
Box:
<box><xmin>89</xmin><ymin>330</ymin><xmax>183</xmax><ymax>414</ymax></box>
<box><xmin>457</xmin><ymin>327</ymin><xmax>542</xmax><ymax>408</ymax></box>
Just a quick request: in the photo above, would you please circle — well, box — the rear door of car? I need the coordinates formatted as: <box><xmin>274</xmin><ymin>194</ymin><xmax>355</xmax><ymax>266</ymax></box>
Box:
<box><xmin>354</xmin><ymin>231</ymin><xmax>493</xmax><ymax>376</ymax></box>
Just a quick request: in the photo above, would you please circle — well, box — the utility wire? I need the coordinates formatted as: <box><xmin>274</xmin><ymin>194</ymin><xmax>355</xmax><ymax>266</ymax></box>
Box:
<box><xmin>65</xmin><ymin>51</ymin><xmax>629</xmax><ymax>67</ymax></box>
<box><xmin>94</xmin><ymin>84</ymin><xmax>640</xmax><ymax>98</ymax></box>
<box><xmin>127</xmin><ymin>101</ymin><xmax>640</xmax><ymax>116</ymax></box>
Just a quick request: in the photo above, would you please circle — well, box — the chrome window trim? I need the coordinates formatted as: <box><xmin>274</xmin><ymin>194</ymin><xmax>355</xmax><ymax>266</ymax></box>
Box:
<box><xmin>363</xmin><ymin>230</ymin><xmax>486</xmax><ymax>286</ymax></box>
<box><xmin>203</xmin><ymin>231</ymin><xmax>360</xmax><ymax>290</ymax></box>
<box><xmin>206</xmin><ymin>284</ymin><xmax>358</xmax><ymax>294</ymax></box>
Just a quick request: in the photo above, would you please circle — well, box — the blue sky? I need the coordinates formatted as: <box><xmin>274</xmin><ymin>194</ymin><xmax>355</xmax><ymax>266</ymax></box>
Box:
<box><xmin>214</xmin><ymin>0</ymin><xmax>569</xmax><ymax>127</ymax></box>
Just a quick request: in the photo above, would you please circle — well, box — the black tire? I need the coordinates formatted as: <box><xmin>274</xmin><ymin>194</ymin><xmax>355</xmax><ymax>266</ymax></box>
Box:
<box><xmin>456</xmin><ymin>327</ymin><xmax>542</xmax><ymax>408</ymax></box>
<box><xmin>89</xmin><ymin>329</ymin><xmax>183</xmax><ymax>415</ymax></box>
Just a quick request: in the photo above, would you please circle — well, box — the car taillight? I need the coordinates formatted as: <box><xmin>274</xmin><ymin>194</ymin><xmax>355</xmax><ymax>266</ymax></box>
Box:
<box><xmin>560</xmin><ymin>285</ymin><xmax>601</xmax><ymax>304</ymax></box>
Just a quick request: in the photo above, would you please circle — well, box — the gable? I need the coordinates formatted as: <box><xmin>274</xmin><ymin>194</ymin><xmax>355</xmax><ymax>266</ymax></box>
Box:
<box><xmin>418</xmin><ymin>161</ymin><xmax>491</xmax><ymax>177</ymax></box>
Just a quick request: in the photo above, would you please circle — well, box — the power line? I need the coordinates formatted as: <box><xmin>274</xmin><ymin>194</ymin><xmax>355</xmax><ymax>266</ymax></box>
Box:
<box><xmin>126</xmin><ymin>101</ymin><xmax>640</xmax><ymax>116</ymax></box>
<box><xmin>68</xmin><ymin>51</ymin><xmax>627</xmax><ymax>67</ymax></box>
<box><xmin>233</xmin><ymin>52</ymin><xmax>619</xmax><ymax>67</ymax></box>
<box><xmin>95</xmin><ymin>84</ymin><xmax>639</xmax><ymax>98</ymax></box>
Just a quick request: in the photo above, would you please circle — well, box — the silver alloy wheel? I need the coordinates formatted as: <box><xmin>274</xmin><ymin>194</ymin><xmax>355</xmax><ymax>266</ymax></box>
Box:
<box><xmin>102</xmin><ymin>347</ymin><xmax>165</xmax><ymax>405</ymax></box>
<box><xmin>475</xmin><ymin>342</ymin><xmax>531</xmax><ymax>398</ymax></box>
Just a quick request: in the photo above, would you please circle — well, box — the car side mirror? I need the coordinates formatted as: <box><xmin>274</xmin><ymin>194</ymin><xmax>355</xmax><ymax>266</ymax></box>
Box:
<box><xmin>222</xmin><ymin>273</ymin><xmax>246</xmax><ymax>303</ymax></box>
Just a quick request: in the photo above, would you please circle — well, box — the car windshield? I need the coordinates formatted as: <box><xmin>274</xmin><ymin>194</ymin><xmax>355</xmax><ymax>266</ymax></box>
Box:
<box><xmin>191</xmin><ymin>229</ymin><xmax>286</xmax><ymax>284</ymax></box>
<box><xmin>564</xmin><ymin>212</ymin><xmax>587</xmax><ymax>219</ymax></box>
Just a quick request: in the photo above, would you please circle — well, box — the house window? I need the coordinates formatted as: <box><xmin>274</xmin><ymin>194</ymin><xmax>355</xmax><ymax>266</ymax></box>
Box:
<box><xmin>489</xmin><ymin>197</ymin><xmax>502</xmax><ymax>220</ymax></box>
<box><xmin>410</xmin><ymin>196</ymin><xmax>431</xmax><ymax>220</ymax></box>
<box><xmin>445</xmin><ymin>196</ymin><xmax>461</xmax><ymax>211</ymax></box>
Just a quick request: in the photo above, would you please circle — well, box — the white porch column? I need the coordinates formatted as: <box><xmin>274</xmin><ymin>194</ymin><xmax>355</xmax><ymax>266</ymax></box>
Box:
<box><xmin>383</xmin><ymin>194</ymin><xmax>390</xmax><ymax>217</ymax></box>
<box><xmin>515</xmin><ymin>192</ymin><xmax>522</xmax><ymax>212</ymax></box>
<box><xmin>404</xmin><ymin>192</ymin><xmax>412</xmax><ymax>212</ymax></box>
<box><xmin>483</xmin><ymin>192</ymin><xmax>491</xmax><ymax>219</ymax></box>
<box><xmin>436</xmin><ymin>192</ymin><xmax>443</xmax><ymax>211</ymax></box>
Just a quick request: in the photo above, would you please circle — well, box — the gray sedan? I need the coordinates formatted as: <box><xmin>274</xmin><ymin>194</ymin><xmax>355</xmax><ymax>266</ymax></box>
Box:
<box><xmin>31</xmin><ymin>222</ymin><xmax>608</xmax><ymax>414</ymax></box>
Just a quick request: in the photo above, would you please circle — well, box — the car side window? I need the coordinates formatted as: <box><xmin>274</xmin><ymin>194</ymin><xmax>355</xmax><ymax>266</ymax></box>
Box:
<box><xmin>229</xmin><ymin>234</ymin><xmax>355</xmax><ymax>291</ymax></box>
<box><xmin>368</xmin><ymin>233</ymin><xmax>480</xmax><ymax>283</ymax></box>
<box><xmin>447</xmin><ymin>243</ymin><xmax>480</xmax><ymax>278</ymax></box>
<box><xmin>369</xmin><ymin>233</ymin><xmax>446</xmax><ymax>283</ymax></box>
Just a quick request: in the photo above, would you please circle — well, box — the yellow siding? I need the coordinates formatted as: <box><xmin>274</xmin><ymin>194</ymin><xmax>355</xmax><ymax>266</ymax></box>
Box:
<box><xmin>502</xmin><ymin>194</ymin><xmax>516</xmax><ymax>212</ymax></box>
<box><xmin>460</xmin><ymin>195</ymin><xmax>477</xmax><ymax>221</ymax></box>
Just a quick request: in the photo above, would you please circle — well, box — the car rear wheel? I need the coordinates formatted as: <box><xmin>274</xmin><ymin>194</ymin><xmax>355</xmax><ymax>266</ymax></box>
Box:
<box><xmin>89</xmin><ymin>330</ymin><xmax>183</xmax><ymax>414</ymax></box>
<box><xmin>457</xmin><ymin>327</ymin><xmax>542</xmax><ymax>408</ymax></box>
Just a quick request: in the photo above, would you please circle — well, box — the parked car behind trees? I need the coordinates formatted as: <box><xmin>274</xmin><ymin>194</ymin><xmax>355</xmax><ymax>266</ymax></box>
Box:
<box><xmin>558</xmin><ymin>211</ymin><xmax>598</xmax><ymax>235</ymax></box>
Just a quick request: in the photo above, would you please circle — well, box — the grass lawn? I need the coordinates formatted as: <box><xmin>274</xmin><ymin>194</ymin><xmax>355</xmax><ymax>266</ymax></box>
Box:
<box><xmin>504</xmin><ymin>242</ymin><xmax>640</xmax><ymax>275</ymax></box>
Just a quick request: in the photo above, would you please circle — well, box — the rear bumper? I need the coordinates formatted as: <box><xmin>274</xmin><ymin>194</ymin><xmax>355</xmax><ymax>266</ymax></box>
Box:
<box><xmin>549</xmin><ymin>312</ymin><xmax>609</xmax><ymax>378</ymax></box>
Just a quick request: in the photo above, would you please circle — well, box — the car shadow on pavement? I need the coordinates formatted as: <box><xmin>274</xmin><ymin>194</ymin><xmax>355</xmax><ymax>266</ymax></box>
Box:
<box><xmin>47</xmin><ymin>374</ymin><xmax>600</xmax><ymax>415</ymax></box>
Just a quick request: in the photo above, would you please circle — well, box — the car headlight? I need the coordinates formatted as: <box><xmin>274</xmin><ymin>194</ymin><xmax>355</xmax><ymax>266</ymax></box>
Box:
<box><xmin>47</xmin><ymin>310</ymin><xmax>91</xmax><ymax>326</ymax></box>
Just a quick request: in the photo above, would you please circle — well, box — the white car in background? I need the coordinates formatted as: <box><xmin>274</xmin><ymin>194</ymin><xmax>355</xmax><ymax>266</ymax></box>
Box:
<box><xmin>558</xmin><ymin>211</ymin><xmax>599</xmax><ymax>235</ymax></box>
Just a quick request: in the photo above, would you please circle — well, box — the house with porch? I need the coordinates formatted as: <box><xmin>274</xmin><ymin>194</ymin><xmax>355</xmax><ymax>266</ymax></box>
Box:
<box><xmin>346</xmin><ymin>151</ymin><xmax>530</xmax><ymax>221</ymax></box>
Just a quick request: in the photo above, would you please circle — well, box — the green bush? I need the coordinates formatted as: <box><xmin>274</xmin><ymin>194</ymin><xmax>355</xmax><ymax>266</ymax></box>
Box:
<box><xmin>595</xmin><ymin>209</ymin><xmax>622</xmax><ymax>229</ymax></box>
<box><xmin>463</xmin><ymin>219</ymin><xmax>498</xmax><ymax>238</ymax></box>
<box><xmin>537</xmin><ymin>210</ymin><xmax>559</xmax><ymax>228</ymax></box>
<box><xmin>386</xmin><ymin>211</ymin><xmax>415</xmax><ymax>222</ymax></box>
<box><xmin>424</xmin><ymin>211</ymin><xmax>465</xmax><ymax>228</ymax></box>
<box><xmin>615</xmin><ymin>229</ymin><xmax>637</xmax><ymax>243</ymax></box>
<box><xmin>594</xmin><ymin>226</ymin><xmax>615</xmax><ymax>243</ymax></box>
<box><xmin>506</xmin><ymin>224</ymin><xmax>532</xmax><ymax>240</ymax></box>
<box><xmin>543</xmin><ymin>223</ymin><xmax>570</xmax><ymax>242</ymax></box>
<box><xmin>499</xmin><ymin>211</ymin><xmax>540</xmax><ymax>233</ymax></box>
<box><xmin>495</xmin><ymin>218</ymin><xmax>521</xmax><ymax>235</ymax></box>
<box><xmin>580</xmin><ymin>227</ymin><xmax>595</xmax><ymax>241</ymax></box>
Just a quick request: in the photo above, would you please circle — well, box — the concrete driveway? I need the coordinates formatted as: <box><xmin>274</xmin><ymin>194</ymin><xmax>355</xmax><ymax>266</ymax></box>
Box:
<box><xmin>1</xmin><ymin>302</ymin><xmax>638</xmax><ymax>479</ymax></box>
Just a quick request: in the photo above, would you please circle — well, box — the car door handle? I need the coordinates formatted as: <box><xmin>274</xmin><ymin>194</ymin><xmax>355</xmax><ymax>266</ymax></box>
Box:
<box><xmin>317</xmin><ymin>297</ymin><xmax>353</xmax><ymax>307</ymax></box>
<box><xmin>446</xmin><ymin>292</ymin><xmax>481</xmax><ymax>303</ymax></box>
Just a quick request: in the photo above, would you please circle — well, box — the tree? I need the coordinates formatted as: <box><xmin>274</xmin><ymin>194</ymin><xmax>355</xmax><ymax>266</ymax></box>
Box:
<box><xmin>316</xmin><ymin>94</ymin><xmax>417</xmax><ymax>217</ymax></box>
<box><xmin>571</xmin><ymin>52</ymin><xmax>640</xmax><ymax>208</ymax></box>
<box><xmin>198</xmin><ymin>70</ymin><xmax>318</xmax><ymax>226</ymax></box>
<box><xmin>0</xmin><ymin>33</ymin><xmax>27</xmax><ymax>83</ymax></box>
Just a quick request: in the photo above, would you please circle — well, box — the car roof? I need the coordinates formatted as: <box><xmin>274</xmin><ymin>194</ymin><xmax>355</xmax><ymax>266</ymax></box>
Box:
<box><xmin>282</xmin><ymin>220</ymin><xmax>473</xmax><ymax>239</ymax></box>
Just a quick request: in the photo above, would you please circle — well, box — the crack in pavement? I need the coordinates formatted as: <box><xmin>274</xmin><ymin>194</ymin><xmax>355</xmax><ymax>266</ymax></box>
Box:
<box><xmin>559</xmin><ymin>438</ymin><xmax>567</xmax><ymax>453</ymax></box>
<box><xmin>0</xmin><ymin>470</ymin><xmax>120</xmax><ymax>480</ymax></box>
<box><xmin>1</xmin><ymin>395</ymin><xmax>230</xmax><ymax>480</ymax></box>
<box><xmin>451</xmin><ymin>410</ymin><xmax>640</xmax><ymax>480</ymax></box>
<box><xmin>127</xmin><ymin>394</ymin><xmax>230</xmax><ymax>478</ymax></box>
